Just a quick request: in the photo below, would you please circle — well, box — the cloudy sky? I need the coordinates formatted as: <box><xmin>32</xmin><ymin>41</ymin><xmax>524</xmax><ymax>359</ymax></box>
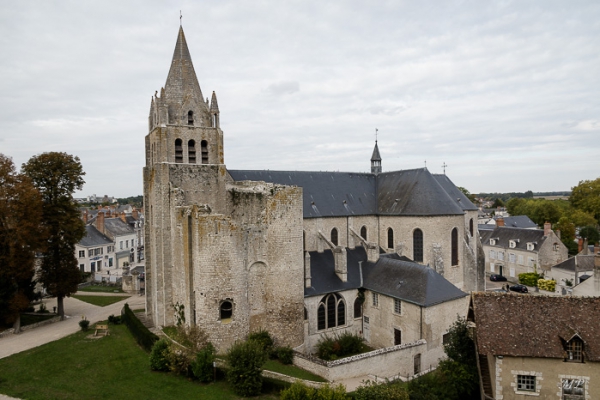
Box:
<box><xmin>1</xmin><ymin>1</ymin><xmax>599</xmax><ymax>198</ymax></box>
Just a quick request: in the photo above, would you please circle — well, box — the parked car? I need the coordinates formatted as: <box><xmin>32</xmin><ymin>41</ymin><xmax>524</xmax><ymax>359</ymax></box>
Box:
<box><xmin>509</xmin><ymin>284</ymin><xmax>528</xmax><ymax>293</ymax></box>
<box><xmin>490</xmin><ymin>274</ymin><xmax>507</xmax><ymax>282</ymax></box>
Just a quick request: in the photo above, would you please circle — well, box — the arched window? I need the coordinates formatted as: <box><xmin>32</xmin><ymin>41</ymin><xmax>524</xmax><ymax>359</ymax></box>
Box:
<box><xmin>188</xmin><ymin>140</ymin><xmax>196</xmax><ymax>164</ymax></box>
<box><xmin>175</xmin><ymin>139</ymin><xmax>183</xmax><ymax>163</ymax></box>
<box><xmin>360</xmin><ymin>226</ymin><xmax>367</xmax><ymax>240</ymax></box>
<box><xmin>353</xmin><ymin>297</ymin><xmax>362</xmax><ymax>318</ymax></box>
<box><xmin>413</xmin><ymin>229</ymin><xmax>423</xmax><ymax>262</ymax></box>
<box><xmin>187</xmin><ymin>110</ymin><xmax>194</xmax><ymax>125</ymax></box>
<box><xmin>331</xmin><ymin>228</ymin><xmax>338</xmax><ymax>246</ymax></box>
<box><xmin>304</xmin><ymin>307</ymin><xmax>308</xmax><ymax>321</ymax></box>
<box><xmin>388</xmin><ymin>228</ymin><xmax>394</xmax><ymax>249</ymax></box>
<box><xmin>469</xmin><ymin>218</ymin><xmax>474</xmax><ymax>237</ymax></box>
<box><xmin>451</xmin><ymin>228</ymin><xmax>458</xmax><ymax>266</ymax></box>
<box><xmin>317</xmin><ymin>293</ymin><xmax>345</xmax><ymax>330</ymax></box>
<box><xmin>220</xmin><ymin>300</ymin><xmax>233</xmax><ymax>321</ymax></box>
<box><xmin>201</xmin><ymin>140</ymin><xmax>208</xmax><ymax>164</ymax></box>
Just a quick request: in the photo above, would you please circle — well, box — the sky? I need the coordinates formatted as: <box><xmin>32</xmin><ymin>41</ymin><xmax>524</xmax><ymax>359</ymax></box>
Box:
<box><xmin>1</xmin><ymin>1</ymin><xmax>599</xmax><ymax>198</ymax></box>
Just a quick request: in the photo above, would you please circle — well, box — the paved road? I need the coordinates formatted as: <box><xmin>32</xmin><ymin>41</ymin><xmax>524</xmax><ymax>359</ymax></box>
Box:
<box><xmin>0</xmin><ymin>292</ymin><xmax>145</xmax><ymax>360</ymax></box>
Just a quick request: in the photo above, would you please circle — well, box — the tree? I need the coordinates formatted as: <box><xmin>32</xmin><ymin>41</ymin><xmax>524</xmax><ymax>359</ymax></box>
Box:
<box><xmin>579</xmin><ymin>226</ymin><xmax>600</xmax><ymax>245</ymax></box>
<box><xmin>457</xmin><ymin>187</ymin><xmax>477</xmax><ymax>204</ymax></box>
<box><xmin>555</xmin><ymin>217</ymin><xmax>578</xmax><ymax>255</ymax></box>
<box><xmin>570</xmin><ymin>178</ymin><xmax>600</xmax><ymax>222</ymax></box>
<box><xmin>492</xmin><ymin>198</ymin><xmax>504</xmax><ymax>208</ymax></box>
<box><xmin>567</xmin><ymin>209</ymin><xmax>597</xmax><ymax>228</ymax></box>
<box><xmin>22</xmin><ymin>152</ymin><xmax>86</xmax><ymax>319</ymax></box>
<box><xmin>0</xmin><ymin>154</ymin><xmax>45</xmax><ymax>331</ymax></box>
<box><xmin>226</xmin><ymin>339</ymin><xmax>268</xmax><ymax>397</ymax></box>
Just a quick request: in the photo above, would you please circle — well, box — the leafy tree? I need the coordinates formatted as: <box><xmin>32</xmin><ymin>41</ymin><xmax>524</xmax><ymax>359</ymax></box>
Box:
<box><xmin>567</xmin><ymin>209</ymin><xmax>597</xmax><ymax>228</ymax></box>
<box><xmin>280</xmin><ymin>381</ymin><xmax>348</xmax><ymax>400</ymax></box>
<box><xmin>457</xmin><ymin>187</ymin><xmax>477</xmax><ymax>204</ymax></box>
<box><xmin>226</xmin><ymin>339</ymin><xmax>268</xmax><ymax>397</ymax></box>
<box><xmin>191</xmin><ymin>343</ymin><xmax>216</xmax><ymax>383</ymax></box>
<box><xmin>555</xmin><ymin>217</ymin><xmax>578</xmax><ymax>255</ymax></box>
<box><xmin>0</xmin><ymin>154</ymin><xmax>45</xmax><ymax>331</ymax></box>
<box><xmin>22</xmin><ymin>152</ymin><xmax>86</xmax><ymax>319</ymax></box>
<box><xmin>570</xmin><ymin>178</ymin><xmax>600</xmax><ymax>221</ymax></box>
<box><xmin>579</xmin><ymin>226</ymin><xmax>600</xmax><ymax>245</ymax></box>
<box><xmin>492</xmin><ymin>198</ymin><xmax>504</xmax><ymax>208</ymax></box>
<box><xmin>354</xmin><ymin>380</ymin><xmax>408</xmax><ymax>400</ymax></box>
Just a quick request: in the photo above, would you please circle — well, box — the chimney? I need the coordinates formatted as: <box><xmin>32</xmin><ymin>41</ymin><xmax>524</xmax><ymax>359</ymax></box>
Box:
<box><xmin>496</xmin><ymin>217</ymin><xmax>505</xmax><ymax>227</ymax></box>
<box><xmin>544</xmin><ymin>222</ymin><xmax>552</xmax><ymax>236</ymax></box>
<box><xmin>594</xmin><ymin>245</ymin><xmax>599</xmax><ymax>255</ymax></box>
<box><xmin>120</xmin><ymin>212</ymin><xmax>127</xmax><ymax>223</ymax></box>
<box><xmin>83</xmin><ymin>210</ymin><xmax>88</xmax><ymax>223</ymax></box>
<box><xmin>132</xmin><ymin>208</ymin><xmax>139</xmax><ymax>220</ymax></box>
<box><xmin>594</xmin><ymin>251</ymin><xmax>600</xmax><ymax>293</ymax></box>
<box><xmin>96</xmin><ymin>211</ymin><xmax>105</xmax><ymax>235</ymax></box>
<box><xmin>578</xmin><ymin>238</ymin><xmax>584</xmax><ymax>253</ymax></box>
<box><xmin>333</xmin><ymin>247</ymin><xmax>348</xmax><ymax>282</ymax></box>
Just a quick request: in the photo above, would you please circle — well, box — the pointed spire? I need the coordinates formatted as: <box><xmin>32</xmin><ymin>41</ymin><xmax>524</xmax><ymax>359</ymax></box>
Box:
<box><xmin>210</xmin><ymin>91</ymin><xmax>219</xmax><ymax>113</ymax></box>
<box><xmin>371</xmin><ymin>141</ymin><xmax>381</xmax><ymax>162</ymax></box>
<box><xmin>371</xmin><ymin>141</ymin><xmax>382</xmax><ymax>174</ymax></box>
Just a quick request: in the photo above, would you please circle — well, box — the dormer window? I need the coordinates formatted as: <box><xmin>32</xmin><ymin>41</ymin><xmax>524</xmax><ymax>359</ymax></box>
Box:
<box><xmin>187</xmin><ymin>110</ymin><xmax>194</xmax><ymax>125</ymax></box>
<box><xmin>527</xmin><ymin>243</ymin><xmax>535</xmax><ymax>251</ymax></box>
<box><xmin>565</xmin><ymin>337</ymin><xmax>584</xmax><ymax>362</ymax></box>
<box><xmin>490</xmin><ymin>239</ymin><xmax>496</xmax><ymax>246</ymax></box>
<box><xmin>509</xmin><ymin>240</ymin><xmax>517</xmax><ymax>248</ymax></box>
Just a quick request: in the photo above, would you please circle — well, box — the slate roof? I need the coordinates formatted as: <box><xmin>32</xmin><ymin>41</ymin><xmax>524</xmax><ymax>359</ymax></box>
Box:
<box><xmin>480</xmin><ymin>226</ymin><xmax>548</xmax><ymax>250</ymax></box>
<box><xmin>228</xmin><ymin>167</ymin><xmax>477</xmax><ymax>218</ymax></box>
<box><xmin>553</xmin><ymin>255</ymin><xmax>596</xmax><ymax>272</ymax></box>
<box><xmin>103</xmin><ymin>218</ymin><xmax>135</xmax><ymax>237</ymax></box>
<box><xmin>79</xmin><ymin>225</ymin><xmax>113</xmax><ymax>247</ymax></box>
<box><xmin>471</xmin><ymin>292</ymin><xmax>600</xmax><ymax>361</ymax></box>
<box><xmin>304</xmin><ymin>246</ymin><xmax>468</xmax><ymax>307</ymax></box>
<box><xmin>362</xmin><ymin>254</ymin><xmax>468</xmax><ymax>306</ymax></box>
<box><xmin>500</xmin><ymin>215</ymin><xmax>538</xmax><ymax>229</ymax></box>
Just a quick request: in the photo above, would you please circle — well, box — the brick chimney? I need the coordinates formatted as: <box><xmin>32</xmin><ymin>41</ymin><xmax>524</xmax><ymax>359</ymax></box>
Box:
<box><xmin>120</xmin><ymin>212</ymin><xmax>127</xmax><ymax>223</ymax></box>
<box><xmin>496</xmin><ymin>217</ymin><xmax>505</xmax><ymax>227</ymax></box>
<box><xmin>96</xmin><ymin>211</ymin><xmax>105</xmax><ymax>235</ymax></box>
<box><xmin>578</xmin><ymin>238</ymin><xmax>584</xmax><ymax>253</ymax></box>
<box><xmin>132</xmin><ymin>208</ymin><xmax>139</xmax><ymax>220</ymax></box>
<box><xmin>544</xmin><ymin>222</ymin><xmax>552</xmax><ymax>236</ymax></box>
<box><xmin>83</xmin><ymin>210</ymin><xmax>88</xmax><ymax>223</ymax></box>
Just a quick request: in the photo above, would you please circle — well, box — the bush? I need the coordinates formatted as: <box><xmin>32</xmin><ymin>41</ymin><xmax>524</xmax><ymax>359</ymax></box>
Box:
<box><xmin>37</xmin><ymin>303</ymin><xmax>49</xmax><ymax>314</ymax></box>
<box><xmin>518</xmin><ymin>272</ymin><xmax>543</xmax><ymax>287</ymax></box>
<box><xmin>537</xmin><ymin>279</ymin><xmax>556</xmax><ymax>292</ymax></box>
<box><xmin>167</xmin><ymin>346</ymin><xmax>193</xmax><ymax>377</ymax></box>
<box><xmin>353</xmin><ymin>379</ymin><xmax>408</xmax><ymax>400</ymax></box>
<box><xmin>277</xmin><ymin>346</ymin><xmax>294</xmax><ymax>365</ymax></box>
<box><xmin>192</xmin><ymin>343</ymin><xmax>216</xmax><ymax>383</ymax></box>
<box><xmin>121</xmin><ymin>303</ymin><xmax>159</xmax><ymax>352</ymax></box>
<box><xmin>149</xmin><ymin>339</ymin><xmax>171</xmax><ymax>371</ymax></box>
<box><xmin>226</xmin><ymin>339</ymin><xmax>268</xmax><ymax>397</ymax></box>
<box><xmin>280</xmin><ymin>381</ymin><xmax>347</xmax><ymax>400</ymax></box>
<box><xmin>316</xmin><ymin>332</ymin><xmax>366</xmax><ymax>361</ymax></box>
<box><xmin>108</xmin><ymin>314</ymin><xmax>122</xmax><ymax>324</ymax></box>
<box><xmin>78</xmin><ymin>318</ymin><xmax>90</xmax><ymax>331</ymax></box>
<box><xmin>248</xmin><ymin>329</ymin><xmax>274</xmax><ymax>353</ymax></box>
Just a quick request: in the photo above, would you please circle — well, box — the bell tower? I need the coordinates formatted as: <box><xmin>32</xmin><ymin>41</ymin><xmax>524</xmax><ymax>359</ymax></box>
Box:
<box><xmin>371</xmin><ymin>140</ymin><xmax>382</xmax><ymax>174</ymax></box>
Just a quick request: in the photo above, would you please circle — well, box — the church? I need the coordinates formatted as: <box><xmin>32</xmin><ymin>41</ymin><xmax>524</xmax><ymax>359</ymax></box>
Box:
<box><xmin>144</xmin><ymin>27</ymin><xmax>483</xmax><ymax>359</ymax></box>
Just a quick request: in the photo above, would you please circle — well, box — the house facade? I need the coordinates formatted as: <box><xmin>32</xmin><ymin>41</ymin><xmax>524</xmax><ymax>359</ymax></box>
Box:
<box><xmin>75</xmin><ymin>225</ymin><xmax>115</xmax><ymax>273</ymax></box>
<box><xmin>471</xmin><ymin>292</ymin><xmax>600</xmax><ymax>399</ymax></box>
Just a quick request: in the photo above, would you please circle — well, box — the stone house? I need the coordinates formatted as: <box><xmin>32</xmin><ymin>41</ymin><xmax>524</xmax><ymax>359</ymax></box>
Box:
<box><xmin>144</xmin><ymin>26</ymin><xmax>483</xmax><ymax>355</ymax></box>
<box><xmin>470</xmin><ymin>292</ymin><xmax>600</xmax><ymax>399</ymax></box>
<box><xmin>75</xmin><ymin>225</ymin><xmax>115</xmax><ymax>273</ymax></box>
<box><xmin>92</xmin><ymin>212</ymin><xmax>137</xmax><ymax>268</ymax></box>
<box><xmin>480</xmin><ymin>223</ymin><xmax>568</xmax><ymax>280</ymax></box>
<box><xmin>549</xmin><ymin>255</ymin><xmax>596</xmax><ymax>290</ymax></box>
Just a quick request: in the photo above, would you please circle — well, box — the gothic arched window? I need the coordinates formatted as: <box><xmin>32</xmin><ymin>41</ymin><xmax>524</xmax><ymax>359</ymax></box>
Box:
<box><xmin>388</xmin><ymin>228</ymin><xmax>394</xmax><ymax>249</ymax></box>
<box><xmin>317</xmin><ymin>293</ymin><xmax>345</xmax><ymax>330</ymax></box>
<box><xmin>187</xmin><ymin>110</ymin><xmax>194</xmax><ymax>125</ymax></box>
<box><xmin>175</xmin><ymin>139</ymin><xmax>183</xmax><ymax>163</ymax></box>
<box><xmin>451</xmin><ymin>228</ymin><xmax>459</xmax><ymax>266</ymax></box>
<box><xmin>353</xmin><ymin>297</ymin><xmax>362</xmax><ymax>318</ymax></box>
<box><xmin>360</xmin><ymin>226</ymin><xmax>367</xmax><ymax>240</ymax></box>
<box><xmin>201</xmin><ymin>140</ymin><xmax>208</xmax><ymax>164</ymax></box>
<box><xmin>188</xmin><ymin>140</ymin><xmax>196</xmax><ymax>164</ymax></box>
<box><xmin>331</xmin><ymin>228</ymin><xmax>338</xmax><ymax>246</ymax></box>
<box><xmin>413</xmin><ymin>228</ymin><xmax>423</xmax><ymax>262</ymax></box>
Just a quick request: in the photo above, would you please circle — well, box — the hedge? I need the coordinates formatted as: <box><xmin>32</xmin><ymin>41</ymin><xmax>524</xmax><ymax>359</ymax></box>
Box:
<box><xmin>538</xmin><ymin>279</ymin><xmax>556</xmax><ymax>292</ymax></box>
<box><xmin>121</xmin><ymin>303</ymin><xmax>159</xmax><ymax>352</ymax></box>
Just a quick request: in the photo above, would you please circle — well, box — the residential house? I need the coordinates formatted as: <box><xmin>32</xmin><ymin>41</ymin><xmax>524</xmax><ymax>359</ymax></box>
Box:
<box><xmin>549</xmin><ymin>255</ymin><xmax>595</xmax><ymax>291</ymax></box>
<box><xmin>75</xmin><ymin>225</ymin><xmax>115</xmax><ymax>273</ymax></box>
<box><xmin>480</xmin><ymin>223</ymin><xmax>568</xmax><ymax>280</ymax></box>
<box><xmin>93</xmin><ymin>212</ymin><xmax>137</xmax><ymax>268</ymax></box>
<box><xmin>470</xmin><ymin>292</ymin><xmax>600</xmax><ymax>399</ymax></box>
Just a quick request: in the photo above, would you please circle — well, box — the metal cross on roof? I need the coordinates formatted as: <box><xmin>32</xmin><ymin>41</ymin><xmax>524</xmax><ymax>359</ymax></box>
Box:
<box><xmin>442</xmin><ymin>162</ymin><xmax>448</xmax><ymax>174</ymax></box>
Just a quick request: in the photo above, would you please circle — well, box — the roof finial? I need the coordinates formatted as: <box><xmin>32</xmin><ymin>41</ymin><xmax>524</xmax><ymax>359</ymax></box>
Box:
<box><xmin>180</xmin><ymin>10</ymin><xmax>182</xmax><ymax>26</ymax></box>
<box><xmin>375</xmin><ymin>128</ymin><xmax>378</xmax><ymax>143</ymax></box>
<box><xmin>442</xmin><ymin>162</ymin><xmax>448</xmax><ymax>175</ymax></box>
<box><xmin>424</xmin><ymin>160</ymin><xmax>427</xmax><ymax>169</ymax></box>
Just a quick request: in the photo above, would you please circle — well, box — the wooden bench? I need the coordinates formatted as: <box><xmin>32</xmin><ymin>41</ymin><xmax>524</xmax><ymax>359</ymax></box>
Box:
<box><xmin>94</xmin><ymin>324</ymin><xmax>109</xmax><ymax>336</ymax></box>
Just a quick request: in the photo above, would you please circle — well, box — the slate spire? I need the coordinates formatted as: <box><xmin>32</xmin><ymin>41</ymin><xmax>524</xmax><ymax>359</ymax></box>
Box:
<box><xmin>371</xmin><ymin>141</ymin><xmax>382</xmax><ymax>174</ymax></box>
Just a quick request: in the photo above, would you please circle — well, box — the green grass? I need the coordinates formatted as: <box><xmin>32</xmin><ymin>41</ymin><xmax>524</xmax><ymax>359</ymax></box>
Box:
<box><xmin>20</xmin><ymin>313</ymin><xmax>56</xmax><ymax>326</ymax></box>
<box><xmin>78</xmin><ymin>285</ymin><xmax>124</xmax><ymax>293</ymax></box>
<box><xmin>71</xmin><ymin>295</ymin><xmax>130</xmax><ymax>307</ymax></box>
<box><xmin>263</xmin><ymin>360</ymin><xmax>327</xmax><ymax>382</ymax></box>
<box><xmin>0</xmin><ymin>324</ymin><xmax>279</xmax><ymax>400</ymax></box>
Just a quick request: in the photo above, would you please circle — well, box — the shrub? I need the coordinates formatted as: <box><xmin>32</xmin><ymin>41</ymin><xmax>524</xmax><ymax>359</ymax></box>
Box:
<box><xmin>192</xmin><ymin>343</ymin><xmax>216</xmax><ymax>383</ymax></box>
<box><xmin>167</xmin><ymin>346</ymin><xmax>193</xmax><ymax>377</ymax></box>
<box><xmin>354</xmin><ymin>379</ymin><xmax>408</xmax><ymax>400</ymax></box>
<box><xmin>121</xmin><ymin>303</ymin><xmax>159</xmax><ymax>352</ymax></box>
<box><xmin>226</xmin><ymin>339</ymin><xmax>268</xmax><ymax>397</ymax></box>
<box><xmin>108</xmin><ymin>314</ymin><xmax>122</xmax><ymax>324</ymax></box>
<box><xmin>280</xmin><ymin>381</ymin><xmax>347</xmax><ymax>400</ymax></box>
<box><xmin>518</xmin><ymin>272</ymin><xmax>543</xmax><ymax>287</ymax></box>
<box><xmin>78</xmin><ymin>318</ymin><xmax>90</xmax><ymax>331</ymax></box>
<box><xmin>316</xmin><ymin>332</ymin><xmax>366</xmax><ymax>361</ymax></box>
<box><xmin>149</xmin><ymin>339</ymin><xmax>171</xmax><ymax>371</ymax></box>
<box><xmin>248</xmin><ymin>329</ymin><xmax>274</xmax><ymax>353</ymax></box>
<box><xmin>537</xmin><ymin>279</ymin><xmax>556</xmax><ymax>292</ymax></box>
<box><xmin>277</xmin><ymin>346</ymin><xmax>294</xmax><ymax>365</ymax></box>
<box><xmin>37</xmin><ymin>303</ymin><xmax>49</xmax><ymax>314</ymax></box>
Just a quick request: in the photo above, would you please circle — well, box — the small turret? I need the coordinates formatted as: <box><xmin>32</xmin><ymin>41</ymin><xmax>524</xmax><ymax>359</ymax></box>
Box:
<box><xmin>371</xmin><ymin>141</ymin><xmax>382</xmax><ymax>174</ymax></box>
<box><xmin>210</xmin><ymin>91</ymin><xmax>220</xmax><ymax>128</ymax></box>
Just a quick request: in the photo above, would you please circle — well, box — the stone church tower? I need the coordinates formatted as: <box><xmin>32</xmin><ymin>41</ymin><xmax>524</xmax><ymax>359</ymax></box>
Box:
<box><xmin>144</xmin><ymin>27</ymin><xmax>305</xmax><ymax>351</ymax></box>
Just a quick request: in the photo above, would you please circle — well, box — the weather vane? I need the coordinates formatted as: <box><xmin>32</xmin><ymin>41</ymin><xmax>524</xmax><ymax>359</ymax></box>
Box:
<box><xmin>180</xmin><ymin>10</ymin><xmax>182</xmax><ymax>26</ymax></box>
<box><xmin>442</xmin><ymin>162</ymin><xmax>447</xmax><ymax>175</ymax></box>
<box><xmin>375</xmin><ymin>128</ymin><xmax>378</xmax><ymax>142</ymax></box>
<box><xmin>424</xmin><ymin>160</ymin><xmax>427</xmax><ymax>168</ymax></box>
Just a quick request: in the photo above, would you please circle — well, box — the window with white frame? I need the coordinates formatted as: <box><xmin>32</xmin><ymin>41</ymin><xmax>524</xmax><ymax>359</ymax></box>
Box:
<box><xmin>372</xmin><ymin>293</ymin><xmax>379</xmax><ymax>307</ymax></box>
<box><xmin>517</xmin><ymin>375</ymin><xmax>536</xmax><ymax>392</ymax></box>
<box><xmin>562</xmin><ymin>378</ymin><xmax>585</xmax><ymax>399</ymax></box>
<box><xmin>490</xmin><ymin>263</ymin><xmax>495</xmax><ymax>272</ymax></box>
<box><xmin>490</xmin><ymin>239</ymin><xmax>496</xmax><ymax>245</ymax></box>
<box><xmin>509</xmin><ymin>253</ymin><xmax>516</xmax><ymax>263</ymax></box>
<box><xmin>490</xmin><ymin>250</ymin><xmax>496</xmax><ymax>259</ymax></box>
<box><xmin>120</xmin><ymin>241</ymin><xmax>123</xmax><ymax>249</ymax></box>
<box><xmin>527</xmin><ymin>243</ymin><xmax>534</xmax><ymax>251</ymax></box>
<box><xmin>509</xmin><ymin>240</ymin><xmax>516</xmax><ymax>248</ymax></box>
<box><xmin>78</xmin><ymin>250</ymin><xmax>85</xmax><ymax>258</ymax></box>
<box><xmin>510</xmin><ymin>268</ymin><xmax>515</xmax><ymax>277</ymax></box>
<box><xmin>528</xmin><ymin>257</ymin><xmax>535</xmax><ymax>267</ymax></box>
<box><xmin>394</xmin><ymin>298</ymin><xmax>401</xmax><ymax>314</ymax></box>
<box><xmin>518</xmin><ymin>255</ymin><xmax>524</xmax><ymax>265</ymax></box>
<box><xmin>498</xmin><ymin>252</ymin><xmax>504</xmax><ymax>261</ymax></box>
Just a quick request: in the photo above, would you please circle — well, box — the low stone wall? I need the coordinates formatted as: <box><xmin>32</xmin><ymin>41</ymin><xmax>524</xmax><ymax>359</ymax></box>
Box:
<box><xmin>294</xmin><ymin>339</ymin><xmax>427</xmax><ymax>382</ymax></box>
<box><xmin>261</xmin><ymin>370</ymin><xmax>326</xmax><ymax>388</ymax></box>
<box><xmin>0</xmin><ymin>315</ymin><xmax>62</xmax><ymax>338</ymax></box>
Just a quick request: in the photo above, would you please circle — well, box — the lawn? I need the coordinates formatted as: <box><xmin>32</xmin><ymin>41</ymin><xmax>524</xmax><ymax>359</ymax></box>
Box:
<box><xmin>20</xmin><ymin>313</ymin><xmax>56</xmax><ymax>326</ymax></box>
<box><xmin>78</xmin><ymin>285</ymin><xmax>124</xmax><ymax>293</ymax></box>
<box><xmin>263</xmin><ymin>360</ymin><xmax>327</xmax><ymax>382</ymax></box>
<box><xmin>0</xmin><ymin>324</ymin><xmax>279</xmax><ymax>400</ymax></box>
<box><xmin>71</xmin><ymin>295</ymin><xmax>131</xmax><ymax>307</ymax></box>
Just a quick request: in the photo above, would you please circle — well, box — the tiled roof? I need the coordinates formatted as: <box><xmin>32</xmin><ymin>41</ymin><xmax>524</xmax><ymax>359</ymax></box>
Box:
<box><xmin>553</xmin><ymin>255</ymin><xmax>596</xmax><ymax>272</ymax></box>
<box><xmin>103</xmin><ymin>218</ymin><xmax>135</xmax><ymax>236</ymax></box>
<box><xmin>471</xmin><ymin>292</ymin><xmax>600</xmax><ymax>361</ymax></box>
<box><xmin>79</xmin><ymin>225</ymin><xmax>113</xmax><ymax>247</ymax></box>
<box><xmin>480</xmin><ymin>226</ymin><xmax>548</xmax><ymax>250</ymax></box>
<box><xmin>501</xmin><ymin>215</ymin><xmax>538</xmax><ymax>229</ymax></box>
